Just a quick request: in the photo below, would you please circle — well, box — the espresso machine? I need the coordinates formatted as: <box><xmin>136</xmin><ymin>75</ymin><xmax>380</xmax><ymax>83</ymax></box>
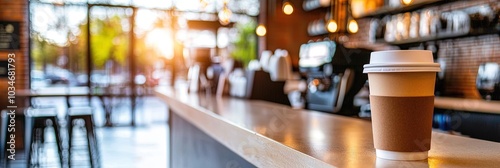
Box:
<box><xmin>476</xmin><ymin>62</ymin><xmax>500</xmax><ymax>100</ymax></box>
<box><xmin>299</xmin><ymin>40</ymin><xmax>371</xmax><ymax>115</ymax></box>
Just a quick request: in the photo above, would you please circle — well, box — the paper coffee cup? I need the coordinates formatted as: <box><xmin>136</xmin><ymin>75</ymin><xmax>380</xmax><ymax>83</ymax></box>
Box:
<box><xmin>364</xmin><ymin>50</ymin><xmax>440</xmax><ymax>161</ymax></box>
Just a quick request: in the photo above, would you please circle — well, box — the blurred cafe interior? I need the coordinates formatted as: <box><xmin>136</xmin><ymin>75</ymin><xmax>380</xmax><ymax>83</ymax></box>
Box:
<box><xmin>0</xmin><ymin>0</ymin><xmax>499</xmax><ymax>167</ymax></box>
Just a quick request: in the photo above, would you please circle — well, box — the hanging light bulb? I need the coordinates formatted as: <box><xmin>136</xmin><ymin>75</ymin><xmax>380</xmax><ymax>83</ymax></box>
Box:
<box><xmin>326</xmin><ymin>0</ymin><xmax>338</xmax><ymax>33</ymax></box>
<box><xmin>218</xmin><ymin>4</ymin><xmax>232</xmax><ymax>25</ymax></box>
<box><xmin>256</xmin><ymin>24</ymin><xmax>267</xmax><ymax>36</ymax></box>
<box><xmin>347</xmin><ymin>19</ymin><xmax>358</xmax><ymax>33</ymax></box>
<box><xmin>401</xmin><ymin>0</ymin><xmax>413</xmax><ymax>5</ymax></box>
<box><xmin>282</xmin><ymin>1</ymin><xmax>294</xmax><ymax>15</ymax></box>
<box><xmin>327</xmin><ymin>19</ymin><xmax>338</xmax><ymax>33</ymax></box>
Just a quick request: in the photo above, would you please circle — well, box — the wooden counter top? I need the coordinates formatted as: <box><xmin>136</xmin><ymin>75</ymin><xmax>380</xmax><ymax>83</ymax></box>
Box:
<box><xmin>155</xmin><ymin>88</ymin><xmax>500</xmax><ymax>167</ymax></box>
<box><xmin>434</xmin><ymin>97</ymin><xmax>500</xmax><ymax>114</ymax></box>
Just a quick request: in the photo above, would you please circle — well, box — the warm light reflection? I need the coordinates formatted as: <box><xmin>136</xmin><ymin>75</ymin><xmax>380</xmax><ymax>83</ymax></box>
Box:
<box><xmin>348</xmin><ymin>19</ymin><xmax>359</xmax><ymax>33</ymax></box>
<box><xmin>327</xmin><ymin>19</ymin><xmax>338</xmax><ymax>33</ymax></box>
<box><xmin>401</xmin><ymin>0</ymin><xmax>413</xmax><ymax>5</ymax></box>
<box><xmin>255</xmin><ymin>126</ymin><xmax>268</xmax><ymax>135</ymax></box>
<box><xmin>283</xmin><ymin>131</ymin><xmax>298</xmax><ymax>149</ymax></box>
<box><xmin>282</xmin><ymin>1</ymin><xmax>294</xmax><ymax>15</ymax></box>
<box><xmin>256</xmin><ymin>24</ymin><xmax>267</xmax><ymax>36</ymax></box>
<box><xmin>308</xmin><ymin>118</ymin><xmax>326</xmax><ymax>141</ymax></box>
<box><xmin>310</xmin><ymin>129</ymin><xmax>325</xmax><ymax>140</ymax></box>
<box><xmin>145</xmin><ymin>29</ymin><xmax>174</xmax><ymax>59</ymax></box>
<box><xmin>342</xmin><ymin>123</ymin><xmax>364</xmax><ymax>167</ymax></box>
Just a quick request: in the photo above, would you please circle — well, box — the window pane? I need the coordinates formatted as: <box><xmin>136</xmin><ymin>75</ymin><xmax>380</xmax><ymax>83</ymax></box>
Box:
<box><xmin>30</xmin><ymin>2</ymin><xmax>88</xmax><ymax>88</ymax></box>
<box><xmin>90</xmin><ymin>6</ymin><xmax>131</xmax><ymax>87</ymax></box>
<box><xmin>132</xmin><ymin>0</ymin><xmax>172</xmax><ymax>9</ymax></box>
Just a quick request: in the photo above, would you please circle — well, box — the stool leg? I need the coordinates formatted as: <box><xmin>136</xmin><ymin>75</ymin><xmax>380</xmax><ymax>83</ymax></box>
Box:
<box><xmin>35</xmin><ymin>127</ymin><xmax>45</xmax><ymax>167</ymax></box>
<box><xmin>50</xmin><ymin>118</ymin><xmax>64</xmax><ymax>167</ymax></box>
<box><xmin>27</xmin><ymin>128</ymin><xmax>41</xmax><ymax>168</ymax></box>
<box><xmin>68</xmin><ymin>118</ymin><xmax>74</xmax><ymax>168</ymax></box>
<box><xmin>84</xmin><ymin>116</ymin><xmax>99</xmax><ymax>168</ymax></box>
<box><xmin>33</xmin><ymin>120</ymin><xmax>45</xmax><ymax>167</ymax></box>
<box><xmin>25</xmin><ymin>117</ymin><xmax>34</xmax><ymax>168</ymax></box>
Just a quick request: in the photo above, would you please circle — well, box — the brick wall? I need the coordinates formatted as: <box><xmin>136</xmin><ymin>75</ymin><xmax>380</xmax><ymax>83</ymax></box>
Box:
<box><xmin>438</xmin><ymin>34</ymin><xmax>500</xmax><ymax>98</ymax></box>
<box><xmin>349</xmin><ymin>0</ymin><xmax>500</xmax><ymax>99</ymax></box>
<box><xmin>263</xmin><ymin>0</ymin><xmax>331</xmax><ymax>69</ymax></box>
<box><xmin>0</xmin><ymin>0</ymin><xmax>29</xmax><ymax>108</ymax></box>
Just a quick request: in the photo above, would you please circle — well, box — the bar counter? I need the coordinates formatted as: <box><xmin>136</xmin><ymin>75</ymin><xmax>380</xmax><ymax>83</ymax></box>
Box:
<box><xmin>155</xmin><ymin>87</ymin><xmax>500</xmax><ymax>168</ymax></box>
<box><xmin>434</xmin><ymin>97</ymin><xmax>500</xmax><ymax>114</ymax></box>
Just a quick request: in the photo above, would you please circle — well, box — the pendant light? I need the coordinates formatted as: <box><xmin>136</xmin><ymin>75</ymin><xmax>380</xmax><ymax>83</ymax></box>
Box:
<box><xmin>218</xmin><ymin>0</ymin><xmax>232</xmax><ymax>25</ymax></box>
<box><xmin>256</xmin><ymin>24</ymin><xmax>267</xmax><ymax>36</ymax></box>
<box><xmin>326</xmin><ymin>0</ymin><xmax>338</xmax><ymax>33</ymax></box>
<box><xmin>347</xmin><ymin>19</ymin><xmax>358</xmax><ymax>33</ymax></box>
<box><xmin>282</xmin><ymin>0</ymin><xmax>294</xmax><ymax>15</ymax></box>
<box><xmin>346</xmin><ymin>0</ymin><xmax>358</xmax><ymax>34</ymax></box>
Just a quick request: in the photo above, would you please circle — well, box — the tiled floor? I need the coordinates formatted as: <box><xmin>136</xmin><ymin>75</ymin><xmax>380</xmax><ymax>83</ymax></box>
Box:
<box><xmin>5</xmin><ymin>95</ymin><xmax>169</xmax><ymax>168</ymax></box>
<box><xmin>97</xmin><ymin>122</ymin><xmax>168</xmax><ymax>168</ymax></box>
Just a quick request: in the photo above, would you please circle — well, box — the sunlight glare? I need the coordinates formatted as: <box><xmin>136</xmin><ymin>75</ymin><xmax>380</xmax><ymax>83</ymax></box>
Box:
<box><xmin>146</xmin><ymin>29</ymin><xmax>174</xmax><ymax>59</ymax></box>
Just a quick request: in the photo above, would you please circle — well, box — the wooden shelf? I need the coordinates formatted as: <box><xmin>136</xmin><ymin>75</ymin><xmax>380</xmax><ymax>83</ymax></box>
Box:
<box><xmin>370</xmin><ymin>28</ymin><xmax>499</xmax><ymax>47</ymax></box>
<box><xmin>355</xmin><ymin>0</ymin><xmax>449</xmax><ymax>19</ymax></box>
<box><xmin>435</xmin><ymin>97</ymin><xmax>500</xmax><ymax>114</ymax></box>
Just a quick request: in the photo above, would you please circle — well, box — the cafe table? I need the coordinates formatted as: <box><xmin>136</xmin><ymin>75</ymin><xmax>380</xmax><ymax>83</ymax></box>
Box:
<box><xmin>155</xmin><ymin>87</ymin><xmax>500</xmax><ymax>168</ymax></box>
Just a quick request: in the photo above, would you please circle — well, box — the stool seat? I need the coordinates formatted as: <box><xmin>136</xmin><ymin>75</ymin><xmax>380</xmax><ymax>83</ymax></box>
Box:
<box><xmin>24</xmin><ymin>108</ymin><xmax>64</xmax><ymax>168</ymax></box>
<box><xmin>68</xmin><ymin>107</ymin><xmax>93</xmax><ymax>116</ymax></box>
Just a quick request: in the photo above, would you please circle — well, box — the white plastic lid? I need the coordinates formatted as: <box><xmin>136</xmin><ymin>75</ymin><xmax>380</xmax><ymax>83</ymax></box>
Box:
<box><xmin>364</xmin><ymin>50</ymin><xmax>441</xmax><ymax>73</ymax></box>
<box><xmin>370</xmin><ymin>50</ymin><xmax>434</xmax><ymax>64</ymax></box>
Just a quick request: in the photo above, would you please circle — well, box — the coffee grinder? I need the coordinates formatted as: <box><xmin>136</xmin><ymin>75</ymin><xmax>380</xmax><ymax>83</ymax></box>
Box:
<box><xmin>299</xmin><ymin>40</ymin><xmax>371</xmax><ymax>115</ymax></box>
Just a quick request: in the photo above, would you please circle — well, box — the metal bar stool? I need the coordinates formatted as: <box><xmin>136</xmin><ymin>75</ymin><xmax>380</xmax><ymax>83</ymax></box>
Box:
<box><xmin>24</xmin><ymin>107</ymin><xmax>64</xmax><ymax>168</ymax></box>
<box><xmin>67</xmin><ymin>107</ymin><xmax>99</xmax><ymax>168</ymax></box>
